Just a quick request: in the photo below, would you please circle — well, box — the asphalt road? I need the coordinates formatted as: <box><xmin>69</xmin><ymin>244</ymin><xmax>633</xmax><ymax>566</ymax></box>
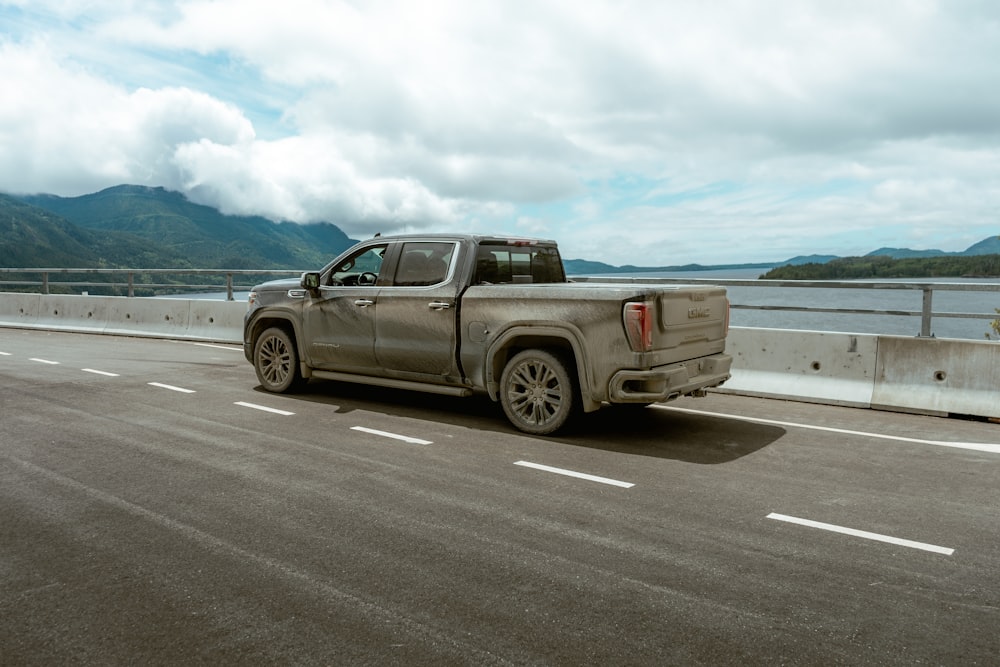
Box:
<box><xmin>2</xmin><ymin>328</ymin><xmax>998</xmax><ymax>665</ymax></box>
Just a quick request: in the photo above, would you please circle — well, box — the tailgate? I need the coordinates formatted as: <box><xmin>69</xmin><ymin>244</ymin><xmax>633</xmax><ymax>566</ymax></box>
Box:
<box><xmin>657</xmin><ymin>287</ymin><xmax>729</xmax><ymax>351</ymax></box>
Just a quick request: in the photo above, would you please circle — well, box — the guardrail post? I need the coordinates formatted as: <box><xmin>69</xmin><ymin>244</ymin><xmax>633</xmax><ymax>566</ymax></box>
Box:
<box><xmin>226</xmin><ymin>273</ymin><xmax>234</xmax><ymax>301</ymax></box>
<box><xmin>128</xmin><ymin>272</ymin><xmax>134</xmax><ymax>298</ymax></box>
<box><xmin>919</xmin><ymin>287</ymin><xmax>934</xmax><ymax>337</ymax></box>
<box><xmin>42</xmin><ymin>271</ymin><xmax>49</xmax><ymax>295</ymax></box>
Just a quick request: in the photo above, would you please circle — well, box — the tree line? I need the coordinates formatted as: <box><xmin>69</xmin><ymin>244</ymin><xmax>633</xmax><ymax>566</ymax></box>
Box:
<box><xmin>761</xmin><ymin>254</ymin><xmax>1000</xmax><ymax>280</ymax></box>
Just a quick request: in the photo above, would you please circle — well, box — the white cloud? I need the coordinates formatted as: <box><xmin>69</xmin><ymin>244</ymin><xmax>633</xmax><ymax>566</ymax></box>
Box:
<box><xmin>0</xmin><ymin>39</ymin><xmax>253</xmax><ymax>193</ymax></box>
<box><xmin>2</xmin><ymin>0</ymin><xmax>1000</xmax><ymax>264</ymax></box>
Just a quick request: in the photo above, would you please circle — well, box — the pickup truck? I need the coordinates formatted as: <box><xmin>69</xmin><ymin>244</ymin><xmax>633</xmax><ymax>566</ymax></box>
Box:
<box><xmin>243</xmin><ymin>234</ymin><xmax>732</xmax><ymax>434</ymax></box>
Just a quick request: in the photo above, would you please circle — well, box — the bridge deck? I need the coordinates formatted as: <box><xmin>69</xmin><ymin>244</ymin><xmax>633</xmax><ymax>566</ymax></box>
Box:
<box><xmin>1</xmin><ymin>328</ymin><xmax>997</xmax><ymax>664</ymax></box>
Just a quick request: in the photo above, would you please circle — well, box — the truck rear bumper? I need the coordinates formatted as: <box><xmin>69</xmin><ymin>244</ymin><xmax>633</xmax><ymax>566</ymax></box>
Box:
<box><xmin>608</xmin><ymin>353</ymin><xmax>733</xmax><ymax>403</ymax></box>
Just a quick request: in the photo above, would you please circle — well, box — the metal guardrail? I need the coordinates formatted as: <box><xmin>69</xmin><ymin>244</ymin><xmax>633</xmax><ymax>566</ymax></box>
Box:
<box><xmin>0</xmin><ymin>268</ymin><xmax>300</xmax><ymax>301</ymax></box>
<box><xmin>2</xmin><ymin>268</ymin><xmax>999</xmax><ymax>338</ymax></box>
<box><xmin>570</xmin><ymin>276</ymin><xmax>1000</xmax><ymax>338</ymax></box>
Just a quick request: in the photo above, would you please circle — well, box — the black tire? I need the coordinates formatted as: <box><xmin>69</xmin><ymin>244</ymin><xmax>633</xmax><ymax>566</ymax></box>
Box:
<box><xmin>500</xmin><ymin>349</ymin><xmax>578</xmax><ymax>435</ymax></box>
<box><xmin>254</xmin><ymin>326</ymin><xmax>306</xmax><ymax>393</ymax></box>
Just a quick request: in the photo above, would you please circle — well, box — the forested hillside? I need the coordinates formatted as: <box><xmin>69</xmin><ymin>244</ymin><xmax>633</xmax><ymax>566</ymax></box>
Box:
<box><xmin>5</xmin><ymin>185</ymin><xmax>357</xmax><ymax>269</ymax></box>
<box><xmin>762</xmin><ymin>254</ymin><xmax>1000</xmax><ymax>279</ymax></box>
<box><xmin>5</xmin><ymin>184</ymin><xmax>999</xmax><ymax>277</ymax></box>
<box><xmin>0</xmin><ymin>194</ymin><xmax>189</xmax><ymax>268</ymax></box>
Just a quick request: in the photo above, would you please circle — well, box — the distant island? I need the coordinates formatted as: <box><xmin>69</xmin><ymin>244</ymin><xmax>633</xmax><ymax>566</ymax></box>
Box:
<box><xmin>761</xmin><ymin>254</ymin><xmax>1000</xmax><ymax>280</ymax></box>
<box><xmin>565</xmin><ymin>236</ymin><xmax>1000</xmax><ymax>278</ymax></box>
<box><xmin>561</xmin><ymin>259</ymin><xmax>782</xmax><ymax>275</ymax></box>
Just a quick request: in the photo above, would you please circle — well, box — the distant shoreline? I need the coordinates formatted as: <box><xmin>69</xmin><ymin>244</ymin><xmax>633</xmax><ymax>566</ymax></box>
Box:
<box><xmin>760</xmin><ymin>253</ymin><xmax>1000</xmax><ymax>280</ymax></box>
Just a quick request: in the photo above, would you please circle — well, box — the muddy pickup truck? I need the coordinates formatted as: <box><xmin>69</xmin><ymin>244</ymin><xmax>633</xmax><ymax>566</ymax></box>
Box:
<box><xmin>243</xmin><ymin>234</ymin><xmax>732</xmax><ymax>434</ymax></box>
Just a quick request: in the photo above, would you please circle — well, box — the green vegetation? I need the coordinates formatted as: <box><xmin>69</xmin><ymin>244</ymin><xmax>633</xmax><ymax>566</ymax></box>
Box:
<box><xmin>1</xmin><ymin>186</ymin><xmax>360</xmax><ymax>297</ymax></box>
<box><xmin>2</xmin><ymin>186</ymin><xmax>357</xmax><ymax>271</ymax></box>
<box><xmin>761</xmin><ymin>254</ymin><xmax>1000</xmax><ymax>280</ymax></box>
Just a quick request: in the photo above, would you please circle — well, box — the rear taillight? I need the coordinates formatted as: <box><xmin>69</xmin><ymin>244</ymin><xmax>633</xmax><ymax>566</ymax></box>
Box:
<box><xmin>623</xmin><ymin>301</ymin><xmax>653</xmax><ymax>352</ymax></box>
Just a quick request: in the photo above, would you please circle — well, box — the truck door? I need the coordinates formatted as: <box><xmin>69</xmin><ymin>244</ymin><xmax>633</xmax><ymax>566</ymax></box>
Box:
<box><xmin>303</xmin><ymin>242</ymin><xmax>388</xmax><ymax>373</ymax></box>
<box><xmin>374</xmin><ymin>241</ymin><xmax>462</xmax><ymax>379</ymax></box>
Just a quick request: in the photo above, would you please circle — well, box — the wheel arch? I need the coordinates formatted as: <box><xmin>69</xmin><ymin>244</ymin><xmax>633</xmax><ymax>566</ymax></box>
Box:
<box><xmin>484</xmin><ymin>326</ymin><xmax>600</xmax><ymax>412</ymax></box>
<box><xmin>247</xmin><ymin>313</ymin><xmax>311</xmax><ymax>378</ymax></box>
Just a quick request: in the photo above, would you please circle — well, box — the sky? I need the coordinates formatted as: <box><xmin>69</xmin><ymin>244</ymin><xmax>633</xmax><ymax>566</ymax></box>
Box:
<box><xmin>2</xmin><ymin>0</ymin><xmax>999</xmax><ymax>266</ymax></box>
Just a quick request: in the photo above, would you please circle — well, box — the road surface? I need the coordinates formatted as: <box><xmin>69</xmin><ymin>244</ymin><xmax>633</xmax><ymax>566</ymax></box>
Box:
<box><xmin>2</xmin><ymin>328</ymin><xmax>998</xmax><ymax>664</ymax></box>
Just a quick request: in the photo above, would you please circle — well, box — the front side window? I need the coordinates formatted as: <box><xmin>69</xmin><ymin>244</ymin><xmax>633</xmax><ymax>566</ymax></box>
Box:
<box><xmin>328</xmin><ymin>244</ymin><xmax>388</xmax><ymax>286</ymax></box>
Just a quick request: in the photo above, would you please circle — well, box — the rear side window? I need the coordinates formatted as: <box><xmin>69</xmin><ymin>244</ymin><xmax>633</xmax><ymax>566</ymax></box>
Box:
<box><xmin>473</xmin><ymin>245</ymin><xmax>566</xmax><ymax>284</ymax></box>
<box><xmin>392</xmin><ymin>242</ymin><xmax>455</xmax><ymax>287</ymax></box>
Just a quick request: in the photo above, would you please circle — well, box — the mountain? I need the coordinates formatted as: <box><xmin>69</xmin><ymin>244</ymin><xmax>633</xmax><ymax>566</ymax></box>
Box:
<box><xmin>566</xmin><ymin>240</ymin><xmax>1000</xmax><ymax>275</ymax></box>
<box><xmin>0</xmin><ymin>194</ymin><xmax>101</xmax><ymax>267</ymax></box>
<box><xmin>864</xmin><ymin>237</ymin><xmax>1000</xmax><ymax>259</ymax></box>
<box><xmin>782</xmin><ymin>254</ymin><xmax>840</xmax><ymax>265</ymax></box>
<box><xmin>561</xmin><ymin>259</ymin><xmax>620</xmax><ymax>274</ymax></box>
<box><xmin>965</xmin><ymin>236</ymin><xmax>1000</xmax><ymax>255</ymax></box>
<box><xmin>762</xmin><ymin>253</ymin><xmax>1000</xmax><ymax>279</ymax></box>
<box><xmin>4</xmin><ymin>184</ymin><xmax>999</xmax><ymax>273</ymax></box>
<box><xmin>0</xmin><ymin>193</ymin><xmax>193</xmax><ymax>268</ymax></box>
<box><xmin>866</xmin><ymin>247</ymin><xmax>947</xmax><ymax>259</ymax></box>
<box><xmin>15</xmin><ymin>185</ymin><xmax>357</xmax><ymax>269</ymax></box>
<box><xmin>562</xmin><ymin>259</ymin><xmax>780</xmax><ymax>275</ymax></box>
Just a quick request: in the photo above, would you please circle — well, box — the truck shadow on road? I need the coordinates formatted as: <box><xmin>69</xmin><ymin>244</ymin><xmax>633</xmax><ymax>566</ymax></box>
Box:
<box><xmin>264</xmin><ymin>381</ymin><xmax>784</xmax><ymax>464</ymax></box>
<box><xmin>561</xmin><ymin>405</ymin><xmax>783</xmax><ymax>463</ymax></box>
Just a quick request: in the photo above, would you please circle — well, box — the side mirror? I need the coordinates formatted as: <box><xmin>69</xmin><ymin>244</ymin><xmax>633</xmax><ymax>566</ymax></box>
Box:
<box><xmin>300</xmin><ymin>272</ymin><xmax>321</xmax><ymax>291</ymax></box>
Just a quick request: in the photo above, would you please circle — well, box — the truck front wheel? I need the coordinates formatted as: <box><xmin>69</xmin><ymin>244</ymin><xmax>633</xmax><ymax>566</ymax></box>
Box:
<box><xmin>254</xmin><ymin>326</ymin><xmax>305</xmax><ymax>393</ymax></box>
<box><xmin>500</xmin><ymin>349</ymin><xmax>578</xmax><ymax>435</ymax></box>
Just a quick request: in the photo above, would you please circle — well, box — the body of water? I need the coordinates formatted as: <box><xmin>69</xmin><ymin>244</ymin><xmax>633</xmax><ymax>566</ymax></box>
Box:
<box><xmin>594</xmin><ymin>268</ymin><xmax>1000</xmax><ymax>341</ymax></box>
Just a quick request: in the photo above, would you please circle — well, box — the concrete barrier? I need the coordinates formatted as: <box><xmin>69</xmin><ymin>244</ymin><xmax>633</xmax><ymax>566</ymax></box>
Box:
<box><xmin>33</xmin><ymin>295</ymin><xmax>110</xmax><ymax>334</ymax></box>
<box><xmin>186</xmin><ymin>300</ymin><xmax>248</xmax><ymax>341</ymax></box>
<box><xmin>719</xmin><ymin>327</ymin><xmax>878</xmax><ymax>408</ymax></box>
<box><xmin>872</xmin><ymin>335</ymin><xmax>1000</xmax><ymax>419</ymax></box>
<box><xmin>103</xmin><ymin>297</ymin><xmax>193</xmax><ymax>339</ymax></box>
<box><xmin>0</xmin><ymin>292</ymin><xmax>244</xmax><ymax>343</ymax></box>
<box><xmin>0</xmin><ymin>292</ymin><xmax>40</xmax><ymax>327</ymax></box>
<box><xmin>1</xmin><ymin>292</ymin><xmax>997</xmax><ymax>420</ymax></box>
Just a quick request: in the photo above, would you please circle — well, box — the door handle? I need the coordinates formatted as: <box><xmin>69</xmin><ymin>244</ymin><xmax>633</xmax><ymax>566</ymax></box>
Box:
<box><xmin>428</xmin><ymin>301</ymin><xmax>452</xmax><ymax>310</ymax></box>
<box><xmin>354</xmin><ymin>299</ymin><xmax>375</xmax><ymax>307</ymax></box>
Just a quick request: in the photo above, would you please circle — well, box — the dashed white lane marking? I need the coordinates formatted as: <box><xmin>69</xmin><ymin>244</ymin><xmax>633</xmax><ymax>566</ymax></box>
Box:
<box><xmin>767</xmin><ymin>513</ymin><xmax>954</xmax><ymax>556</ymax></box>
<box><xmin>82</xmin><ymin>368</ymin><xmax>120</xmax><ymax>377</ymax></box>
<box><xmin>351</xmin><ymin>426</ymin><xmax>432</xmax><ymax>445</ymax></box>
<box><xmin>30</xmin><ymin>358</ymin><xmax>60</xmax><ymax>365</ymax></box>
<box><xmin>235</xmin><ymin>401</ymin><xmax>295</xmax><ymax>416</ymax></box>
<box><xmin>514</xmin><ymin>461</ymin><xmax>635</xmax><ymax>488</ymax></box>
<box><xmin>147</xmin><ymin>382</ymin><xmax>196</xmax><ymax>394</ymax></box>
<box><xmin>656</xmin><ymin>405</ymin><xmax>1000</xmax><ymax>454</ymax></box>
<box><xmin>193</xmin><ymin>343</ymin><xmax>242</xmax><ymax>351</ymax></box>
<box><xmin>0</xmin><ymin>351</ymin><xmax>11</xmax><ymax>356</ymax></box>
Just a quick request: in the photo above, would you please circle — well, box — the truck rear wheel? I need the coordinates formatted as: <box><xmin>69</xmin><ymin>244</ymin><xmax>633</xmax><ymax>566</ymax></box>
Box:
<box><xmin>500</xmin><ymin>349</ymin><xmax>577</xmax><ymax>435</ymax></box>
<box><xmin>254</xmin><ymin>326</ymin><xmax>305</xmax><ymax>393</ymax></box>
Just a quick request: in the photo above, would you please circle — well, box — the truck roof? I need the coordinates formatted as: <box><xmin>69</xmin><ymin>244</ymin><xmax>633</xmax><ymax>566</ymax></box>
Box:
<box><xmin>362</xmin><ymin>232</ymin><xmax>559</xmax><ymax>246</ymax></box>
